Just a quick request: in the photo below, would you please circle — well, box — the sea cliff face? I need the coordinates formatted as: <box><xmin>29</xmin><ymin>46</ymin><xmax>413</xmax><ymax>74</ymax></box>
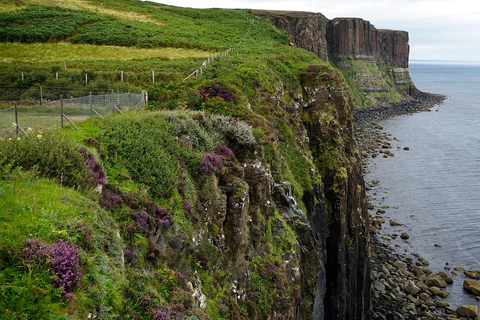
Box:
<box><xmin>256</xmin><ymin>11</ymin><xmax>419</xmax><ymax>106</ymax></box>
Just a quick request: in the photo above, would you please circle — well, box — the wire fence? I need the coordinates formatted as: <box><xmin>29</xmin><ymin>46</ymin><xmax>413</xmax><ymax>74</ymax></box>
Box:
<box><xmin>0</xmin><ymin>90</ymin><xmax>147</xmax><ymax>137</ymax></box>
<box><xmin>183</xmin><ymin>14</ymin><xmax>256</xmax><ymax>82</ymax></box>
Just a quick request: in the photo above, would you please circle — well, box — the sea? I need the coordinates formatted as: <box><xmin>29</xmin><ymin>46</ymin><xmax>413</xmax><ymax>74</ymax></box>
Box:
<box><xmin>365</xmin><ymin>60</ymin><xmax>480</xmax><ymax>308</ymax></box>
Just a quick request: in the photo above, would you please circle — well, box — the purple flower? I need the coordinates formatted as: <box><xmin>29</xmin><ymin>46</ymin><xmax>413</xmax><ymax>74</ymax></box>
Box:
<box><xmin>133</xmin><ymin>211</ymin><xmax>150</xmax><ymax>234</ymax></box>
<box><xmin>199</xmin><ymin>152</ymin><xmax>222</xmax><ymax>174</ymax></box>
<box><xmin>49</xmin><ymin>240</ymin><xmax>81</xmax><ymax>293</ymax></box>
<box><xmin>216</xmin><ymin>145</ymin><xmax>234</xmax><ymax>158</ymax></box>
<box><xmin>183</xmin><ymin>200</ymin><xmax>192</xmax><ymax>213</ymax></box>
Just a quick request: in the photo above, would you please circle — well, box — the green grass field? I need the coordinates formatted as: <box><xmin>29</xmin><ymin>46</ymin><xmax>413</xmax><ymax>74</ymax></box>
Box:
<box><xmin>0</xmin><ymin>42</ymin><xmax>213</xmax><ymax>63</ymax></box>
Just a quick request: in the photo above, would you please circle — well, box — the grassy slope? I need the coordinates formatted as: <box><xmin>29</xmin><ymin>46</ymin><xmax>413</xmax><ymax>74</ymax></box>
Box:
<box><xmin>0</xmin><ymin>1</ymin><xmax>330</xmax><ymax>319</ymax></box>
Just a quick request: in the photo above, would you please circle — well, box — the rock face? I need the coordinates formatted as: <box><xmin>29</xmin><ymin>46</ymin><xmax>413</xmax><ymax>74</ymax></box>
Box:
<box><xmin>329</xmin><ymin>18</ymin><xmax>380</xmax><ymax>57</ymax></box>
<box><xmin>256</xmin><ymin>10</ymin><xmax>419</xmax><ymax>106</ymax></box>
<box><xmin>300</xmin><ymin>64</ymin><xmax>370</xmax><ymax>320</ymax></box>
<box><xmin>378</xmin><ymin>29</ymin><xmax>410</xmax><ymax>68</ymax></box>
<box><xmin>257</xmin><ymin>11</ymin><xmax>329</xmax><ymax>61</ymax></box>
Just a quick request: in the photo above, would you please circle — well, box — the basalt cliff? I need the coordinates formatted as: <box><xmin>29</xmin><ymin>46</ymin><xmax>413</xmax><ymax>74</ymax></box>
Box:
<box><xmin>256</xmin><ymin>10</ymin><xmax>419</xmax><ymax>106</ymax></box>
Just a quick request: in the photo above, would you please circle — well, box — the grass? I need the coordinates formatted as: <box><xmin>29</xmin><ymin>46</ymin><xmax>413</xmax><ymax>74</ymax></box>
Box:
<box><xmin>0</xmin><ymin>42</ymin><xmax>212</xmax><ymax>63</ymax></box>
<box><xmin>0</xmin><ymin>172</ymin><xmax>94</xmax><ymax>248</ymax></box>
<box><xmin>0</xmin><ymin>0</ymin><xmax>163</xmax><ymax>24</ymax></box>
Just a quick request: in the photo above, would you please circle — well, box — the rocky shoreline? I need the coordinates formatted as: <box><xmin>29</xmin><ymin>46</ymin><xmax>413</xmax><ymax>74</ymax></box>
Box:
<box><xmin>354</xmin><ymin>93</ymin><xmax>480</xmax><ymax>320</ymax></box>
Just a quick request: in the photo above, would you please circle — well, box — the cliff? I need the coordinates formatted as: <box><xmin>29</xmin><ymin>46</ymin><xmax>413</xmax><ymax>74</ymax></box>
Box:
<box><xmin>255</xmin><ymin>11</ymin><xmax>419</xmax><ymax>106</ymax></box>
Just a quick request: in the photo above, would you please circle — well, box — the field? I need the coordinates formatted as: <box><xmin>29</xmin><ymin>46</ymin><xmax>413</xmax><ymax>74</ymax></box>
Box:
<box><xmin>0</xmin><ymin>42</ymin><xmax>212</xmax><ymax>63</ymax></box>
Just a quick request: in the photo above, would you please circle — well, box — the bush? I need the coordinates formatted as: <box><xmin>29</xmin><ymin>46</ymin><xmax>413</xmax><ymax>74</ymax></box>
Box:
<box><xmin>199</xmin><ymin>152</ymin><xmax>222</xmax><ymax>175</ymax></box>
<box><xmin>213</xmin><ymin>116</ymin><xmax>255</xmax><ymax>148</ymax></box>
<box><xmin>18</xmin><ymin>238</ymin><xmax>82</xmax><ymax>294</ymax></box>
<box><xmin>0</xmin><ymin>133</ymin><xmax>94</xmax><ymax>188</ymax></box>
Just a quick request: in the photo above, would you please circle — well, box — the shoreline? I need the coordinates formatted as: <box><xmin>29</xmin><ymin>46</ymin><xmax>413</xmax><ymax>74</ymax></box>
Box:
<box><xmin>354</xmin><ymin>92</ymin><xmax>480</xmax><ymax>320</ymax></box>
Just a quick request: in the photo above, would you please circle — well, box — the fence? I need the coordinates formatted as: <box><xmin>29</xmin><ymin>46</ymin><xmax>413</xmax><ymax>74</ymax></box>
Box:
<box><xmin>183</xmin><ymin>14</ymin><xmax>257</xmax><ymax>82</ymax></box>
<box><xmin>0</xmin><ymin>90</ymin><xmax>147</xmax><ymax>137</ymax></box>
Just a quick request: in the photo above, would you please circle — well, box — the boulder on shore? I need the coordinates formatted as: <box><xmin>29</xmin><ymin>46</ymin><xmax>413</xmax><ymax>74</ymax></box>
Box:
<box><xmin>464</xmin><ymin>270</ymin><xmax>480</xmax><ymax>279</ymax></box>
<box><xmin>425</xmin><ymin>274</ymin><xmax>447</xmax><ymax>288</ymax></box>
<box><xmin>456</xmin><ymin>304</ymin><xmax>478</xmax><ymax>317</ymax></box>
<box><xmin>464</xmin><ymin>279</ymin><xmax>480</xmax><ymax>296</ymax></box>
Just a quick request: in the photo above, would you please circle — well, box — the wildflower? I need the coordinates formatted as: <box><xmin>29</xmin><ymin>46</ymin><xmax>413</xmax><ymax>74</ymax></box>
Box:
<box><xmin>7</xmin><ymin>209</ymin><xmax>10</xmax><ymax>212</ymax></box>
<box><xmin>36</xmin><ymin>134</ymin><xmax>42</xmax><ymax>139</ymax></box>
<box><xmin>12</xmin><ymin>122</ymin><xmax>17</xmax><ymax>128</ymax></box>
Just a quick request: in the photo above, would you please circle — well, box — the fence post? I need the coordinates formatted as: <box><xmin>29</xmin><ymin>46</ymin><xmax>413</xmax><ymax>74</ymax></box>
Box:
<box><xmin>111</xmin><ymin>90</ymin><xmax>115</xmax><ymax>113</ymax></box>
<box><xmin>128</xmin><ymin>90</ymin><xmax>131</xmax><ymax>107</ymax></box>
<box><xmin>40</xmin><ymin>86</ymin><xmax>43</xmax><ymax>106</ymax></box>
<box><xmin>56</xmin><ymin>72</ymin><xmax>58</xmax><ymax>80</ymax></box>
<box><xmin>14</xmin><ymin>102</ymin><xmax>18</xmax><ymax>137</ymax></box>
<box><xmin>121</xmin><ymin>71</ymin><xmax>124</xmax><ymax>82</ymax></box>
<box><xmin>85</xmin><ymin>73</ymin><xmax>88</xmax><ymax>85</ymax></box>
<box><xmin>117</xmin><ymin>89</ymin><xmax>120</xmax><ymax>105</ymax></box>
<box><xmin>89</xmin><ymin>91</ymin><xmax>93</xmax><ymax>118</ymax></box>
<box><xmin>60</xmin><ymin>95</ymin><xmax>64</xmax><ymax>128</ymax></box>
<box><xmin>152</xmin><ymin>70</ymin><xmax>155</xmax><ymax>84</ymax></box>
<box><xmin>21</xmin><ymin>72</ymin><xmax>24</xmax><ymax>80</ymax></box>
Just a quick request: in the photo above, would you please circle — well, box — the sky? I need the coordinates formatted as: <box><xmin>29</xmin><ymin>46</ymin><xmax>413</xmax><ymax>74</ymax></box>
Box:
<box><xmin>149</xmin><ymin>0</ymin><xmax>480</xmax><ymax>62</ymax></box>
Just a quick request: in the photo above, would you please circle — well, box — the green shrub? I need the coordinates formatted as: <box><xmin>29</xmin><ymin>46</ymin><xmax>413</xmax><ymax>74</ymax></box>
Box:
<box><xmin>0</xmin><ymin>133</ymin><xmax>92</xmax><ymax>188</ymax></box>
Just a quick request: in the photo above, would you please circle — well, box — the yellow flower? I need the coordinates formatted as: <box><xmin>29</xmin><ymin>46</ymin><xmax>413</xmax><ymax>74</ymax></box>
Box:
<box><xmin>12</xmin><ymin>122</ymin><xmax>17</xmax><ymax>128</ymax></box>
<box><xmin>36</xmin><ymin>134</ymin><xmax>42</xmax><ymax>139</ymax></box>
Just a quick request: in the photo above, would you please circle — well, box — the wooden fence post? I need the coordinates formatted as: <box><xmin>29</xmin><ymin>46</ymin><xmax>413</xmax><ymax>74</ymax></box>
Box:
<box><xmin>89</xmin><ymin>91</ymin><xmax>93</xmax><ymax>118</ymax></box>
<box><xmin>60</xmin><ymin>95</ymin><xmax>64</xmax><ymax>128</ymax></box>
<box><xmin>14</xmin><ymin>102</ymin><xmax>18</xmax><ymax>137</ymax></box>
<box><xmin>85</xmin><ymin>73</ymin><xmax>88</xmax><ymax>85</ymax></box>
<box><xmin>152</xmin><ymin>70</ymin><xmax>155</xmax><ymax>84</ymax></box>
<box><xmin>121</xmin><ymin>71</ymin><xmax>124</xmax><ymax>82</ymax></box>
<box><xmin>21</xmin><ymin>72</ymin><xmax>24</xmax><ymax>80</ymax></box>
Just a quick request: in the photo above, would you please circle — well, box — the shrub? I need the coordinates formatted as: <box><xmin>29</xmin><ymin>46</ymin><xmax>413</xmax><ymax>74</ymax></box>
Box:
<box><xmin>124</xmin><ymin>246</ymin><xmax>137</xmax><ymax>264</ymax></box>
<box><xmin>0</xmin><ymin>133</ymin><xmax>92</xmax><ymax>187</ymax></box>
<box><xmin>133</xmin><ymin>210</ymin><xmax>151</xmax><ymax>234</ymax></box>
<box><xmin>19</xmin><ymin>239</ymin><xmax>82</xmax><ymax>294</ymax></box>
<box><xmin>101</xmin><ymin>188</ymin><xmax>124</xmax><ymax>211</ymax></box>
<box><xmin>182</xmin><ymin>200</ymin><xmax>192</xmax><ymax>213</ymax></box>
<box><xmin>79</xmin><ymin>147</ymin><xmax>107</xmax><ymax>185</ymax></box>
<box><xmin>216</xmin><ymin>144</ymin><xmax>234</xmax><ymax>158</ymax></box>
<box><xmin>200</xmin><ymin>82</ymin><xmax>237</xmax><ymax>103</ymax></box>
<box><xmin>213</xmin><ymin>116</ymin><xmax>255</xmax><ymax>148</ymax></box>
<box><xmin>199</xmin><ymin>152</ymin><xmax>222</xmax><ymax>175</ymax></box>
<box><xmin>19</xmin><ymin>238</ymin><xmax>50</xmax><ymax>268</ymax></box>
<box><xmin>49</xmin><ymin>240</ymin><xmax>81</xmax><ymax>293</ymax></box>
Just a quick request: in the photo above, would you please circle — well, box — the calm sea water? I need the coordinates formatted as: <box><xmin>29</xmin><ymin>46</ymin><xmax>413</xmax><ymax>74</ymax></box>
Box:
<box><xmin>365</xmin><ymin>60</ymin><xmax>480</xmax><ymax>307</ymax></box>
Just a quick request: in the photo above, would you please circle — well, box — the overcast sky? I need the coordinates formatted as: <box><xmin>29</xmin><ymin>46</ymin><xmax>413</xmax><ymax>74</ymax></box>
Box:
<box><xmin>150</xmin><ymin>0</ymin><xmax>480</xmax><ymax>62</ymax></box>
